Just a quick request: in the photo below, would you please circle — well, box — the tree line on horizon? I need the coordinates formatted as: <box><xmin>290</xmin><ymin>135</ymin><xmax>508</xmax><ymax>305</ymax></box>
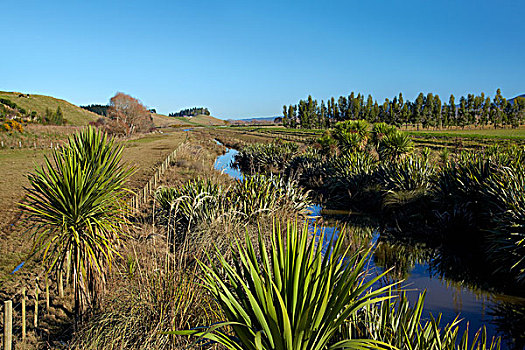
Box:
<box><xmin>80</xmin><ymin>104</ymin><xmax>109</xmax><ymax>117</ymax></box>
<box><xmin>169</xmin><ymin>107</ymin><xmax>210</xmax><ymax>117</ymax></box>
<box><xmin>282</xmin><ymin>89</ymin><xmax>525</xmax><ymax>130</ymax></box>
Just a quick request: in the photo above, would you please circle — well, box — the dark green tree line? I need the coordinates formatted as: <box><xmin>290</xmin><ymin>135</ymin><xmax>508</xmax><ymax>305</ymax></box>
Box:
<box><xmin>282</xmin><ymin>89</ymin><xmax>525</xmax><ymax>130</ymax></box>
<box><xmin>169</xmin><ymin>107</ymin><xmax>210</xmax><ymax>117</ymax></box>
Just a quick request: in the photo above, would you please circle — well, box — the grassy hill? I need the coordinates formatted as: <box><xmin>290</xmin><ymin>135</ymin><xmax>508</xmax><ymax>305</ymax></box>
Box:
<box><xmin>152</xmin><ymin>113</ymin><xmax>226</xmax><ymax>128</ymax></box>
<box><xmin>174</xmin><ymin>114</ymin><xmax>226</xmax><ymax>126</ymax></box>
<box><xmin>0</xmin><ymin>91</ymin><xmax>100</xmax><ymax>126</ymax></box>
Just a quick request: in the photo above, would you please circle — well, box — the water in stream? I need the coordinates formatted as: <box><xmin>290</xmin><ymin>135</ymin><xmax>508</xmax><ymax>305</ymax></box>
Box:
<box><xmin>213</xmin><ymin>142</ymin><xmax>525</xmax><ymax>349</ymax></box>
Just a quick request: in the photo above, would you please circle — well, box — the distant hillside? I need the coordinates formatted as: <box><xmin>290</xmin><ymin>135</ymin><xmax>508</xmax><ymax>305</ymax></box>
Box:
<box><xmin>176</xmin><ymin>114</ymin><xmax>226</xmax><ymax>126</ymax></box>
<box><xmin>228</xmin><ymin>116</ymin><xmax>282</xmax><ymax>126</ymax></box>
<box><xmin>151</xmin><ymin>113</ymin><xmax>192</xmax><ymax>127</ymax></box>
<box><xmin>152</xmin><ymin>113</ymin><xmax>226</xmax><ymax>127</ymax></box>
<box><xmin>0</xmin><ymin>91</ymin><xmax>100</xmax><ymax>126</ymax></box>
<box><xmin>507</xmin><ymin>94</ymin><xmax>525</xmax><ymax>106</ymax></box>
<box><xmin>239</xmin><ymin>116</ymin><xmax>280</xmax><ymax>122</ymax></box>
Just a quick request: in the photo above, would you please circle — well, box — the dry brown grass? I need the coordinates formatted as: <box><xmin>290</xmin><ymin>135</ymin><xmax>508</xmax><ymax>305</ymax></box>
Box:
<box><xmin>151</xmin><ymin>113</ymin><xmax>191</xmax><ymax>128</ymax></box>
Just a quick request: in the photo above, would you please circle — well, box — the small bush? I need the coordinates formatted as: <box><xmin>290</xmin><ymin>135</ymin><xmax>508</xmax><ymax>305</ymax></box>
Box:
<box><xmin>233</xmin><ymin>141</ymin><xmax>298</xmax><ymax>174</ymax></box>
<box><xmin>1</xmin><ymin>119</ymin><xmax>24</xmax><ymax>132</ymax></box>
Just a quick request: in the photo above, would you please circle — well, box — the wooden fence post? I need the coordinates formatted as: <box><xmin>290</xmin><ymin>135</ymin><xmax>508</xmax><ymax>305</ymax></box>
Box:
<box><xmin>22</xmin><ymin>287</ymin><xmax>26</xmax><ymax>340</ymax></box>
<box><xmin>58</xmin><ymin>270</ymin><xmax>64</xmax><ymax>298</ymax></box>
<box><xmin>65</xmin><ymin>254</ymin><xmax>71</xmax><ymax>286</ymax></box>
<box><xmin>34</xmin><ymin>278</ymin><xmax>39</xmax><ymax>328</ymax></box>
<box><xmin>45</xmin><ymin>276</ymin><xmax>50</xmax><ymax>311</ymax></box>
<box><xmin>4</xmin><ymin>300</ymin><xmax>12</xmax><ymax>350</ymax></box>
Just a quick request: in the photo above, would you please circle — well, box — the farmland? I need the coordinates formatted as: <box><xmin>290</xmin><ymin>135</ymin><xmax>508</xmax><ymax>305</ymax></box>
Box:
<box><xmin>1</xmin><ymin>119</ymin><xmax>525</xmax><ymax>349</ymax></box>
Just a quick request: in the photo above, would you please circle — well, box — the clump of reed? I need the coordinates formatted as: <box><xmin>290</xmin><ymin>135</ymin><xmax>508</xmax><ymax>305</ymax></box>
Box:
<box><xmin>154</xmin><ymin>174</ymin><xmax>311</xmax><ymax>242</ymax></box>
<box><xmin>233</xmin><ymin>140</ymin><xmax>299</xmax><ymax>174</ymax></box>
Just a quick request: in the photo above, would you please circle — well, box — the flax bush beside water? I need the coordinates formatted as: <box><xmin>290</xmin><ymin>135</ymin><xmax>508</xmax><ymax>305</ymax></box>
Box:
<box><xmin>172</xmin><ymin>221</ymin><xmax>501</xmax><ymax>350</ymax></box>
<box><xmin>234</xmin><ymin>128</ymin><xmax>525</xmax><ymax>285</ymax></box>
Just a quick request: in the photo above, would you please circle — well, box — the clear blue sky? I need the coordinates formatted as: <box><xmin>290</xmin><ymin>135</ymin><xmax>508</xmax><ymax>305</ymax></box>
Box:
<box><xmin>1</xmin><ymin>0</ymin><xmax>524</xmax><ymax>119</ymax></box>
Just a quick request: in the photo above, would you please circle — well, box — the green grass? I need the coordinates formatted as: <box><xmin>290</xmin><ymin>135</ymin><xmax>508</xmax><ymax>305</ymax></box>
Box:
<box><xmin>408</xmin><ymin>128</ymin><xmax>525</xmax><ymax>140</ymax></box>
<box><xmin>0</xmin><ymin>91</ymin><xmax>100</xmax><ymax>126</ymax></box>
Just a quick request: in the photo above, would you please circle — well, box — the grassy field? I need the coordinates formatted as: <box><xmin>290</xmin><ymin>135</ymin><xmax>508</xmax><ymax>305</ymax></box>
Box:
<box><xmin>0</xmin><ymin>91</ymin><xmax>100</xmax><ymax>126</ymax></box>
<box><xmin>408</xmin><ymin>127</ymin><xmax>525</xmax><ymax>140</ymax></box>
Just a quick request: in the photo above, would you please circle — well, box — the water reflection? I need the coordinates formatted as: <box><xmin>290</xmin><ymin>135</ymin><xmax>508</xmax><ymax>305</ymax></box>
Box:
<box><xmin>213</xmin><ymin>141</ymin><xmax>243</xmax><ymax>180</ymax></box>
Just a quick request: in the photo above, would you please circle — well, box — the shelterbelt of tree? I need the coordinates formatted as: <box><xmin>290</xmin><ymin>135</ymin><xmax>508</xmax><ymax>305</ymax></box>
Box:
<box><xmin>282</xmin><ymin>89</ymin><xmax>525</xmax><ymax>130</ymax></box>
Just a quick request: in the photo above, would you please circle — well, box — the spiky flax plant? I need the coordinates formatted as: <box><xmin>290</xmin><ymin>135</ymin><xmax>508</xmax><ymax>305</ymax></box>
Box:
<box><xmin>21</xmin><ymin>127</ymin><xmax>134</xmax><ymax>316</ymax></box>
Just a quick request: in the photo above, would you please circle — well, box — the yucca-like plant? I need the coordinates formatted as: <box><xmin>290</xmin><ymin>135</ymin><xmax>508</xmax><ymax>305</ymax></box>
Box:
<box><xmin>332</xmin><ymin>120</ymin><xmax>370</xmax><ymax>153</ymax></box>
<box><xmin>234</xmin><ymin>141</ymin><xmax>299</xmax><ymax>174</ymax></box>
<box><xmin>370</xmin><ymin>123</ymin><xmax>397</xmax><ymax>149</ymax></box>
<box><xmin>230</xmin><ymin>174</ymin><xmax>311</xmax><ymax>220</ymax></box>
<box><xmin>334</xmin><ymin>119</ymin><xmax>370</xmax><ymax>138</ymax></box>
<box><xmin>316</xmin><ymin>131</ymin><xmax>339</xmax><ymax>155</ymax></box>
<box><xmin>375</xmin><ymin>156</ymin><xmax>437</xmax><ymax>192</ymax></box>
<box><xmin>173</xmin><ymin>221</ymin><xmax>395</xmax><ymax>350</ymax></box>
<box><xmin>377</xmin><ymin>130</ymin><xmax>413</xmax><ymax>161</ymax></box>
<box><xmin>22</xmin><ymin>127</ymin><xmax>134</xmax><ymax>314</ymax></box>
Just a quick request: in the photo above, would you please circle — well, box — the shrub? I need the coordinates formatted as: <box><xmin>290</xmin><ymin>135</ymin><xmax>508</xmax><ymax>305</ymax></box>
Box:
<box><xmin>485</xmin><ymin>165</ymin><xmax>525</xmax><ymax>284</ymax></box>
<box><xmin>376</xmin><ymin>129</ymin><xmax>413</xmax><ymax>161</ymax></box>
<box><xmin>1</xmin><ymin>119</ymin><xmax>24</xmax><ymax>132</ymax></box>
<box><xmin>230</xmin><ymin>174</ymin><xmax>310</xmax><ymax>220</ymax></box>
<box><xmin>316</xmin><ymin>131</ymin><xmax>338</xmax><ymax>155</ymax></box>
<box><xmin>173</xmin><ymin>221</ymin><xmax>395</xmax><ymax>350</ymax></box>
<box><xmin>21</xmin><ymin>127</ymin><xmax>134</xmax><ymax>314</ymax></box>
<box><xmin>375</xmin><ymin>155</ymin><xmax>437</xmax><ymax>192</ymax></box>
<box><xmin>286</xmin><ymin>148</ymin><xmax>328</xmax><ymax>189</ymax></box>
<box><xmin>332</xmin><ymin>120</ymin><xmax>370</xmax><ymax>153</ymax></box>
<box><xmin>347</xmin><ymin>291</ymin><xmax>501</xmax><ymax>350</ymax></box>
<box><xmin>233</xmin><ymin>141</ymin><xmax>298</xmax><ymax>174</ymax></box>
<box><xmin>324</xmin><ymin>151</ymin><xmax>378</xmax><ymax>206</ymax></box>
<box><xmin>155</xmin><ymin>178</ymin><xmax>224</xmax><ymax>236</ymax></box>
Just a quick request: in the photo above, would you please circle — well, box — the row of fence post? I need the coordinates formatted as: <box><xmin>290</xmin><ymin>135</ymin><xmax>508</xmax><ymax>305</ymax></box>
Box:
<box><xmin>0</xmin><ymin>141</ymin><xmax>63</xmax><ymax>150</ymax></box>
<box><xmin>2</xmin><ymin>275</ymin><xmax>57</xmax><ymax>350</ymax></box>
<box><xmin>129</xmin><ymin>144</ymin><xmax>181</xmax><ymax>211</ymax></box>
<box><xmin>2</xmin><ymin>144</ymin><xmax>182</xmax><ymax>349</ymax></box>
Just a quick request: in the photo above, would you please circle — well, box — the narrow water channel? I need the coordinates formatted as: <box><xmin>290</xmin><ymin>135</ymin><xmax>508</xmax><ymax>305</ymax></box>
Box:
<box><xmin>213</xmin><ymin>141</ymin><xmax>525</xmax><ymax>349</ymax></box>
